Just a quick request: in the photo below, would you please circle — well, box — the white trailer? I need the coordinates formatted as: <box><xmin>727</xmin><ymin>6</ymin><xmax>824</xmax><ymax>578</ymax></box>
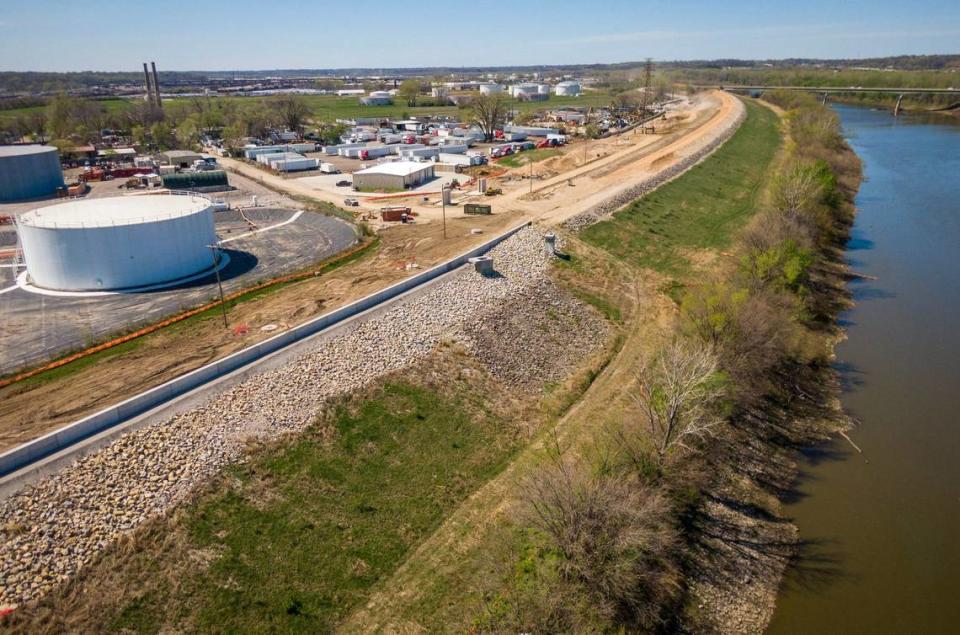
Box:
<box><xmin>271</xmin><ymin>157</ymin><xmax>319</xmax><ymax>172</ymax></box>
<box><xmin>319</xmin><ymin>162</ymin><xmax>340</xmax><ymax>174</ymax></box>
<box><xmin>398</xmin><ymin>147</ymin><xmax>440</xmax><ymax>159</ymax></box>
<box><xmin>244</xmin><ymin>145</ymin><xmax>285</xmax><ymax>159</ymax></box>
<box><xmin>257</xmin><ymin>152</ymin><xmax>299</xmax><ymax>165</ymax></box>
<box><xmin>436</xmin><ymin>152</ymin><xmax>484</xmax><ymax>166</ymax></box>
<box><xmin>505</xmin><ymin>125</ymin><xmax>561</xmax><ymax>137</ymax></box>
<box><xmin>323</xmin><ymin>143</ymin><xmax>366</xmax><ymax>155</ymax></box>
<box><xmin>434</xmin><ymin>143</ymin><xmax>468</xmax><ymax>154</ymax></box>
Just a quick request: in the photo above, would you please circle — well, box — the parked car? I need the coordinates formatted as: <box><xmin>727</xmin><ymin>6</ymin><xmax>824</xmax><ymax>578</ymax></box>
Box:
<box><xmin>336</xmin><ymin>180</ymin><xmax>351</xmax><ymax>187</ymax></box>
<box><xmin>211</xmin><ymin>200</ymin><xmax>230</xmax><ymax>212</ymax></box>
<box><xmin>343</xmin><ymin>198</ymin><xmax>359</xmax><ymax>207</ymax></box>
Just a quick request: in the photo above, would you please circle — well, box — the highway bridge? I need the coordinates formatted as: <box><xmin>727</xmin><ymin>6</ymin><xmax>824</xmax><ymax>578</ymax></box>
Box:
<box><xmin>696</xmin><ymin>85</ymin><xmax>959</xmax><ymax>115</ymax></box>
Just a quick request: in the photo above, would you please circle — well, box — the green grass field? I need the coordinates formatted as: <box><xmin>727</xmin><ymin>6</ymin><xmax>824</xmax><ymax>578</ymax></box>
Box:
<box><xmin>0</xmin><ymin>91</ymin><xmax>612</xmax><ymax>125</ymax></box>
<box><xmin>580</xmin><ymin>99</ymin><xmax>781</xmax><ymax>275</ymax></box>
<box><xmin>109</xmin><ymin>374</ymin><xmax>522</xmax><ymax>633</ymax></box>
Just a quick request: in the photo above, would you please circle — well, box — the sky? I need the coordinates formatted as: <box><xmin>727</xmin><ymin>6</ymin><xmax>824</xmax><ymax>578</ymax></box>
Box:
<box><xmin>1</xmin><ymin>0</ymin><xmax>958</xmax><ymax>72</ymax></box>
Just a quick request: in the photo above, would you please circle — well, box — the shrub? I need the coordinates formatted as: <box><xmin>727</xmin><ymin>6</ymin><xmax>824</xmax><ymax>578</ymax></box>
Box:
<box><xmin>520</xmin><ymin>456</ymin><xmax>681</xmax><ymax>630</ymax></box>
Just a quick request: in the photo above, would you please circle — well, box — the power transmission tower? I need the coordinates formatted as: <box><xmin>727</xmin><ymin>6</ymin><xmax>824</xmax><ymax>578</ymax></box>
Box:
<box><xmin>641</xmin><ymin>58</ymin><xmax>654</xmax><ymax>116</ymax></box>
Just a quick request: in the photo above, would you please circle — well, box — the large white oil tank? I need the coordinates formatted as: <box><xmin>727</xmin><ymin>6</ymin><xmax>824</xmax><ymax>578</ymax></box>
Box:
<box><xmin>479</xmin><ymin>83</ymin><xmax>502</xmax><ymax>96</ymax></box>
<box><xmin>510</xmin><ymin>83</ymin><xmax>538</xmax><ymax>97</ymax></box>
<box><xmin>554</xmin><ymin>81</ymin><xmax>582</xmax><ymax>96</ymax></box>
<box><xmin>536</xmin><ymin>83</ymin><xmax>550</xmax><ymax>95</ymax></box>
<box><xmin>17</xmin><ymin>195</ymin><xmax>217</xmax><ymax>291</ymax></box>
<box><xmin>0</xmin><ymin>145</ymin><xmax>65</xmax><ymax>202</ymax></box>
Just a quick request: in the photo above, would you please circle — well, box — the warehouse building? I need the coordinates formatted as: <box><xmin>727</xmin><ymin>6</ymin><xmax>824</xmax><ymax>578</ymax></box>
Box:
<box><xmin>17</xmin><ymin>195</ymin><xmax>217</xmax><ymax>291</ymax></box>
<box><xmin>160</xmin><ymin>150</ymin><xmax>204</xmax><ymax>167</ymax></box>
<box><xmin>0</xmin><ymin>145</ymin><xmax>64</xmax><ymax>202</ymax></box>
<box><xmin>352</xmin><ymin>161</ymin><xmax>435</xmax><ymax>191</ymax></box>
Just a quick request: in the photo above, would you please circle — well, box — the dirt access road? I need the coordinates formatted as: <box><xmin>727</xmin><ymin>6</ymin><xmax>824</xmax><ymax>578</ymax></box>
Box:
<box><xmin>218</xmin><ymin>90</ymin><xmax>740</xmax><ymax>233</ymax></box>
<box><xmin>0</xmin><ymin>91</ymin><xmax>743</xmax><ymax>450</ymax></box>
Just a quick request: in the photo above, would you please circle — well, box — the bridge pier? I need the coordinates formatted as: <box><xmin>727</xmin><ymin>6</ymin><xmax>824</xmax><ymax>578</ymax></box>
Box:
<box><xmin>822</xmin><ymin>92</ymin><xmax>828</xmax><ymax>106</ymax></box>
<box><xmin>894</xmin><ymin>94</ymin><xmax>905</xmax><ymax>117</ymax></box>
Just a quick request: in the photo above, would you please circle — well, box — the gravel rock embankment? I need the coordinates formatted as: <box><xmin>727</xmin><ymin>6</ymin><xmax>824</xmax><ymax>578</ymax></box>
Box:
<box><xmin>0</xmin><ymin>227</ymin><xmax>608</xmax><ymax>607</ymax></box>
<box><xmin>563</xmin><ymin>99</ymin><xmax>747</xmax><ymax>232</ymax></box>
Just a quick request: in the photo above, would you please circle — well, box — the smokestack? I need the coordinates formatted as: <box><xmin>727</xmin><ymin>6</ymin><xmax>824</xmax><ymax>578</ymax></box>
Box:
<box><xmin>143</xmin><ymin>62</ymin><xmax>153</xmax><ymax>103</ymax></box>
<box><xmin>151</xmin><ymin>62</ymin><xmax>162</xmax><ymax>108</ymax></box>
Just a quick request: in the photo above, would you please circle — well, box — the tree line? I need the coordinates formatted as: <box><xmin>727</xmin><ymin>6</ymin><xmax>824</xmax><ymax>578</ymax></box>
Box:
<box><xmin>477</xmin><ymin>94</ymin><xmax>862</xmax><ymax>632</ymax></box>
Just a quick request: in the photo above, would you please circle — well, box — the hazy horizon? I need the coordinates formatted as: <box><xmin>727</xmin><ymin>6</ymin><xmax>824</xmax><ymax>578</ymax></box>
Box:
<box><xmin>1</xmin><ymin>0</ymin><xmax>958</xmax><ymax>73</ymax></box>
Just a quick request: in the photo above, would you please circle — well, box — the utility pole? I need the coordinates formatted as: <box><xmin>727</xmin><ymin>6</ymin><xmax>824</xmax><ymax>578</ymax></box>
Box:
<box><xmin>529</xmin><ymin>157</ymin><xmax>533</xmax><ymax>194</ymax></box>
<box><xmin>209</xmin><ymin>244</ymin><xmax>228</xmax><ymax>329</ymax></box>
<box><xmin>441</xmin><ymin>185</ymin><xmax>447</xmax><ymax>238</ymax></box>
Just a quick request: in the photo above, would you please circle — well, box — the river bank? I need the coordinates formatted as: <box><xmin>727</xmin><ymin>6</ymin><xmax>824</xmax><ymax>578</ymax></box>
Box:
<box><xmin>679</xmin><ymin>92</ymin><xmax>862</xmax><ymax>633</ymax></box>
<box><xmin>768</xmin><ymin>104</ymin><xmax>960</xmax><ymax>633</ymax></box>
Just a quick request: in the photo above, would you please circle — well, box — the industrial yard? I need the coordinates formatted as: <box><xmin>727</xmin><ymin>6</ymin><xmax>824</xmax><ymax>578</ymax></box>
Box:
<box><xmin>0</xmin><ymin>52</ymin><xmax>759</xmax><ymax>633</ymax></box>
<box><xmin>0</xmin><ymin>165</ymin><xmax>358</xmax><ymax>373</ymax></box>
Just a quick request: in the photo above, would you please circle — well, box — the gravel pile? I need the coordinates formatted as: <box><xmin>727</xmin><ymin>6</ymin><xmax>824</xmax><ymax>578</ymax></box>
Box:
<box><xmin>459</xmin><ymin>281</ymin><xmax>608</xmax><ymax>389</ymax></box>
<box><xmin>0</xmin><ymin>226</ymin><xmax>608</xmax><ymax>607</ymax></box>
<box><xmin>563</xmin><ymin>99</ymin><xmax>747</xmax><ymax>232</ymax></box>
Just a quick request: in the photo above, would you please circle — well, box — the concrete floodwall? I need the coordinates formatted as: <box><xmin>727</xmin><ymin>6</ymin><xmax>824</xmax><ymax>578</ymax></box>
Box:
<box><xmin>0</xmin><ymin>221</ymin><xmax>532</xmax><ymax>477</ymax></box>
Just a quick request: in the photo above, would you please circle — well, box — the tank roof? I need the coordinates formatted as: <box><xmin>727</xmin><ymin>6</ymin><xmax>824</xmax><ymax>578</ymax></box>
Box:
<box><xmin>20</xmin><ymin>195</ymin><xmax>211</xmax><ymax>229</ymax></box>
<box><xmin>0</xmin><ymin>144</ymin><xmax>59</xmax><ymax>158</ymax></box>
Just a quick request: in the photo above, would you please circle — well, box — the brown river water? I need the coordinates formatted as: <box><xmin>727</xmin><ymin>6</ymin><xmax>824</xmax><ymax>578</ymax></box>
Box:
<box><xmin>767</xmin><ymin>105</ymin><xmax>960</xmax><ymax>633</ymax></box>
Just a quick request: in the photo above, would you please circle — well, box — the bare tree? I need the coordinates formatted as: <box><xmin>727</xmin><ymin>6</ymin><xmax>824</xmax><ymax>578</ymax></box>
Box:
<box><xmin>634</xmin><ymin>340</ymin><xmax>725</xmax><ymax>463</ymax></box>
<box><xmin>521</xmin><ymin>449</ymin><xmax>680</xmax><ymax>628</ymax></box>
<box><xmin>470</xmin><ymin>93</ymin><xmax>508</xmax><ymax>141</ymax></box>
<box><xmin>275</xmin><ymin>96</ymin><xmax>309</xmax><ymax>138</ymax></box>
<box><xmin>771</xmin><ymin>160</ymin><xmax>824</xmax><ymax>221</ymax></box>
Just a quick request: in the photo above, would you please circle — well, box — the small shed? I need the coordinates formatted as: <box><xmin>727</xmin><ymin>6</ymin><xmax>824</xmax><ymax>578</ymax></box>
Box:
<box><xmin>352</xmin><ymin>161</ymin><xmax>435</xmax><ymax>191</ymax></box>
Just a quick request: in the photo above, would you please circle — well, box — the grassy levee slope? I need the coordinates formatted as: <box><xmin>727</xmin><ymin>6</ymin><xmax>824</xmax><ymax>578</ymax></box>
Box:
<box><xmin>175</xmin><ymin>376</ymin><xmax>521</xmax><ymax>633</ymax></box>
<box><xmin>580</xmin><ymin>99</ymin><xmax>781</xmax><ymax>276</ymax></box>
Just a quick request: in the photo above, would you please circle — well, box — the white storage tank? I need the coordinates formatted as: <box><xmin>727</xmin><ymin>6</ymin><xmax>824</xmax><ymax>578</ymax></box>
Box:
<box><xmin>17</xmin><ymin>195</ymin><xmax>217</xmax><ymax>291</ymax></box>
<box><xmin>554</xmin><ymin>81</ymin><xmax>582</xmax><ymax>96</ymax></box>
<box><xmin>0</xmin><ymin>145</ymin><xmax>65</xmax><ymax>202</ymax></box>
<box><xmin>479</xmin><ymin>83</ymin><xmax>502</xmax><ymax>96</ymax></box>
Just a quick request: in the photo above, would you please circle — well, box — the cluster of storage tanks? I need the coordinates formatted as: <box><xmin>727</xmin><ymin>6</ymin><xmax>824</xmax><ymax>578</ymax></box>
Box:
<box><xmin>17</xmin><ymin>195</ymin><xmax>218</xmax><ymax>292</ymax></box>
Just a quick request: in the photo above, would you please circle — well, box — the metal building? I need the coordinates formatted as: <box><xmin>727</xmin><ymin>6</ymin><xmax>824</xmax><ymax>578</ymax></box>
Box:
<box><xmin>352</xmin><ymin>161</ymin><xmax>435</xmax><ymax>191</ymax></box>
<box><xmin>0</xmin><ymin>145</ymin><xmax>65</xmax><ymax>202</ymax></box>
<box><xmin>17</xmin><ymin>195</ymin><xmax>217</xmax><ymax>291</ymax></box>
